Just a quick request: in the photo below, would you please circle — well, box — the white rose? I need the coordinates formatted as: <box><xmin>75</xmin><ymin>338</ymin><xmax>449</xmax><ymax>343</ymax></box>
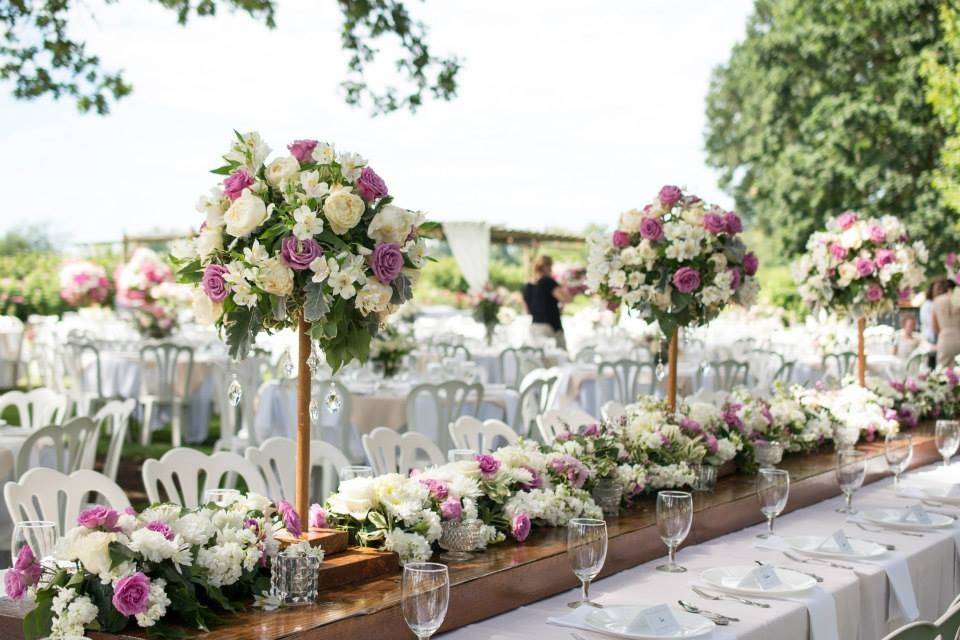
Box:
<box><xmin>355</xmin><ymin>280</ymin><xmax>393</xmax><ymax>316</ymax></box>
<box><xmin>323</xmin><ymin>187</ymin><xmax>365</xmax><ymax>235</ymax></box>
<box><xmin>170</xmin><ymin>239</ymin><xmax>197</xmax><ymax>261</ymax></box>
<box><xmin>256</xmin><ymin>257</ymin><xmax>294</xmax><ymax>296</ymax></box>
<box><xmin>191</xmin><ymin>289</ymin><xmax>222</xmax><ymax>325</ymax></box>
<box><xmin>224</xmin><ymin>189</ymin><xmax>268</xmax><ymax>237</ymax></box>
<box><xmin>265</xmin><ymin>156</ymin><xmax>300</xmax><ymax>188</ymax></box>
<box><xmin>73</xmin><ymin>531</ymin><xmax>116</xmax><ymax>578</ymax></box>
<box><xmin>367</xmin><ymin>205</ymin><xmax>415</xmax><ymax>244</ymax></box>
<box><xmin>196</xmin><ymin>227</ymin><xmax>223</xmax><ymax>260</ymax></box>
<box><xmin>327</xmin><ymin>477</ymin><xmax>376</xmax><ymax>519</ymax></box>
<box><xmin>619</xmin><ymin>208</ymin><xmax>644</xmax><ymax>233</ymax></box>
<box><xmin>837</xmin><ymin>261</ymin><xmax>858</xmax><ymax>285</ymax></box>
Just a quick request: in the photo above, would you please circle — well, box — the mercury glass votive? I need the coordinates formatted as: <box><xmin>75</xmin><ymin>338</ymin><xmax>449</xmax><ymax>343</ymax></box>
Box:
<box><xmin>270</xmin><ymin>553</ymin><xmax>321</xmax><ymax>605</ymax></box>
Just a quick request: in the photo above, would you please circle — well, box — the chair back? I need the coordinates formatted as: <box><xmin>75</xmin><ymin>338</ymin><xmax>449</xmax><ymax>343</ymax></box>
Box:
<box><xmin>0</xmin><ymin>389</ymin><xmax>68</xmax><ymax>430</ymax></box>
<box><xmin>513</xmin><ymin>370</ymin><xmax>559</xmax><ymax>437</ymax></box>
<box><xmin>698</xmin><ymin>359</ymin><xmax>750</xmax><ymax>392</ymax></box>
<box><xmin>5</xmin><ymin>468</ymin><xmax>130</xmax><ymax>537</ymax></box>
<box><xmin>904</xmin><ymin>352</ymin><xmax>927</xmax><ymax>378</ymax></box>
<box><xmin>63</xmin><ymin>340</ymin><xmax>103</xmax><ymax>398</ymax></box>
<box><xmin>499</xmin><ymin>346</ymin><xmax>545</xmax><ymax>389</ymax></box>
<box><xmin>936</xmin><ymin>592</ymin><xmax>960</xmax><ymax>640</ymax></box>
<box><xmin>139</xmin><ymin>342</ymin><xmax>194</xmax><ymax>402</ymax></box>
<box><xmin>573</xmin><ymin>346</ymin><xmax>598</xmax><ymax>364</ymax></box>
<box><xmin>597</xmin><ymin>359</ymin><xmax>656</xmax><ymax>402</ymax></box>
<box><xmin>434</xmin><ymin>342</ymin><xmax>471</xmax><ymax>361</ymax></box>
<box><xmin>449</xmin><ymin>416</ymin><xmax>518</xmax><ymax>453</ymax></box>
<box><xmin>537</xmin><ymin>408</ymin><xmax>597</xmax><ymax>444</ymax></box>
<box><xmin>362</xmin><ymin>427</ymin><xmax>444</xmax><ymax>475</ymax></box>
<box><xmin>246</xmin><ymin>436</ymin><xmax>351</xmax><ymax>504</ymax></box>
<box><xmin>770</xmin><ymin>360</ymin><xmax>797</xmax><ymax>387</ymax></box>
<box><xmin>405</xmin><ymin>381</ymin><xmax>482</xmax><ymax>452</ymax></box>
<box><xmin>822</xmin><ymin>351</ymin><xmax>857</xmax><ymax>383</ymax></box>
<box><xmin>142</xmin><ymin>448</ymin><xmax>267</xmax><ymax>508</ymax></box>
<box><xmin>16</xmin><ymin>417</ymin><xmax>101</xmax><ymax>478</ymax></box>
<box><xmin>878</xmin><ymin>621</ymin><xmax>940</xmax><ymax>640</ymax></box>
<box><xmin>92</xmin><ymin>399</ymin><xmax>136</xmax><ymax>482</ymax></box>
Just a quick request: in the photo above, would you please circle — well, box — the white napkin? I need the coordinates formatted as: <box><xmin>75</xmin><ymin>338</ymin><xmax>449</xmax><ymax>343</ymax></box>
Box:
<box><xmin>858</xmin><ymin>554</ymin><xmax>919</xmax><ymax>622</ymax></box>
<box><xmin>546</xmin><ymin>604</ymin><xmax>736</xmax><ymax>639</ymax></box>
<box><xmin>786</xmin><ymin>586</ymin><xmax>840</xmax><ymax>640</ymax></box>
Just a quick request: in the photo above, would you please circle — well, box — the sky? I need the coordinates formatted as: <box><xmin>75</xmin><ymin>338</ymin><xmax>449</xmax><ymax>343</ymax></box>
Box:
<box><xmin>0</xmin><ymin>0</ymin><xmax>755</xmax><ymax>247</ymax></box>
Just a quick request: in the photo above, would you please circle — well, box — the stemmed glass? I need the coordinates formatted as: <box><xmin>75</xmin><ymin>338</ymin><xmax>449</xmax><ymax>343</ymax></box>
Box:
<box><xmin>401</xmin><ymin>562</ymin><xmax>449</xmax><ymax>640</ymax></box>
<box><xmin>203</xmin><ymin>488</ymin><xmax>241</xmax><ymax>506</ymax></box>
<box><xmin>884</xmin><ymin>433</ymin><xmax>913</xmax><ymax>488</ymax></box>
<box><xmin>756</xmin><ymin>469</ymin><xmax>790</xmax><ymax>538</ymax></box>
<box><xmin>339</xmin><ymin>465</ymin><xmax>374</xmax><ymax>481</ymax></box>
<box><xmin>566</xmin><ymin>518</ymin><xmax>607</xmax><ymax>608</ymax></box>
<box><xmin>11</xmin><ymin>520</ymin><xmax>57</xmax><ymax>568</ymax></box>
<box><xmin>447</xmin><ymin>449</ymin><xmax>476</xmax><ymax>463</ymax></box>
<box><xmin>656</xmin><ymin>491</ymin><xmax>693</xmax><ymax>573</ymax></box>
<box><xmin>836</xmin><ymin>450</ymin><xmax>866</xmax><ymax>514</ymax></box>
<box><xmin>935</xmin><ymin>420</ymin><xmax>960</xmax><ymax>468</ymax></box>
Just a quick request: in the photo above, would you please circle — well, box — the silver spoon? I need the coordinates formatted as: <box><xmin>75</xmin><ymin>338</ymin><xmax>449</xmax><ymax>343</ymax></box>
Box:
<box><xmin>692</xmin><ymin>585</ymin><xmax>770</xmax><ymax>608</ymax></box>
<box><xmin>677</xmin><ymin>600</ymin><xmax>735</xmax><ymax>625</ymax></box>
<box><xmin>844</xmin><ymin>531</ymin><xmax>895</xmax><ymax>551</ymax></box>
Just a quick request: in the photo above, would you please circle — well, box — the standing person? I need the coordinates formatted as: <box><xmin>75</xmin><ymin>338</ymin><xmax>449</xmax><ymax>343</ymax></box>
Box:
<box><xmin>932</xmin><ymin>280</ymin><xmax>960</xmax><ymax>367</ymax></box>
<box><xmin>921</xmin><ymin>279</ymin><xmax>947</xmax><ymax>369</ymax></box>
<box><xmin>522</xmin><ymin>255</ymin><xmax>570</xmax><ymax>349</ymax></box>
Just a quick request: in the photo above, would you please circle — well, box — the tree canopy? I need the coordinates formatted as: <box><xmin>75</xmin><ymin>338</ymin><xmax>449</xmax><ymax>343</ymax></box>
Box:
<box><xmin>922</xmin><ymin>2</ymin><xmax>960</xmax><ymax>215</ymax></box>
<box><xmin>0</xmin><ymin>0</ymin><xmax>459</xmax><ymax>115</ymax></box>
<box><xmin>705</xmin><ymin>0</ymin><xmax>959</xmax><ymax>263</ymax></box>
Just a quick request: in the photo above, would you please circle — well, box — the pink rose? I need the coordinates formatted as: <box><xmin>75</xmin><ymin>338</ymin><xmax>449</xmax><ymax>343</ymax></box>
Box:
<box><xmin>742</xmin><ymin>252</ymin><xmax>759</xmax><ymax>276</ymax></box>
<box><xmin>277</xmin><ymin>500</ymin><xmax>302</xmax><ymax>538</ymax></box>
<box><xmin>703</xmin><ymin>213</ymin><xmax>726</xmax><ymax>235</ymax></box>
<box><xmin>439</xmin><ymin>498</ymin><xmax>462</xmax><ymax>521</ymax></box>
<box><xmin>680</xmin><ymin>418</ymin><xmax>701</xmax><ymax>434</ymax></box>
<box><xmin>727</xmin><ymin>267</ymin><xmax>742</xmax><ymax>290</ymax></box>
<box><xmin>419</xmin><ymin>478</ymin><xmax>449</xmax><ymax>500</ymax></box>
<box><xmin>78</xmin><ymin>505</ymin><xmax>120</xmax><ymax>531</ymax></box>
<box><xmin>281</xmin><ymin>236</ymin><xmax>322</xmax><ymax>271</ymax></box>
<box><xmin>723</xmin><ymin>211</ymin><xmax>742</xmax><ymax>234</ymax></box>
<box><xmin>475</xmin><ymin>454</ymin><xmax>501</xmax><ymax>476</ymax></box>
<box><xmin>355</xmin><ymin>167</ymin><xmax>389</xmax><ymax>201</ymax></box>
<box><xmin>511</xmin><ymin>513</ymin><xmax>531</xmax><ymax>542</ymax></box>
<box><xmin>837</xmin><ymin>210</ymin><xmax>858</xmax><ymax>230</ymax></box>
<box><xmin>868</xmin><ymin>224</ymin><xmax>886</xmax><ymax>244</ymax></box>
<box><xmin>875</xmin><ymin>249</ymin><xmax>895</xmax><ymax>267</ymax></box>
<box><xmin>658</xmin><ymin>185</ymin><xmax>683</xmax><ymax>207</ymax></box>
<box><xmin>855</xmin><ymin>257</ymin><xmax>875</xmax><ymax>277</ymax></box>
<box><xmin>145</xmin><ymin>520</ymin><xmax>173</xmax><ymax>541</ymax></box>
<box><xmin>112</xmin><ymin>572</ymin><xmax>151</xmax><ymax>617</ymax></box>
<box><xmin>866</xmin><ymin>283</ymin><xmax>884</xmax><ymax>301</ymax></box>
<box><xmin>287</xmin><ymin>139</ymin><xmax>318</xmax><ymax>164</ymax></box>
<box><xmin>704</xmin><ymin>433</ymin><xmax>719</xmax><ymax>454</ymax></box>
<box><xmin>611</xmin><ymin>230</ymin><xmax>631</xmax><ymax>248</ymax></box>
<box><xmin>581</xmin><ymin>423</ymin><xmax>600</xmax><ymax>437</ymax></box>
<box><xmin>830</xmin><ymin>244</ymin><xmax>848</xmax><ymax>261</ymax></box>
<box><xmin>672</xmin><ymin>266</ymin><xmax>701</xmax><ymax>294</ymax></box>
<box><xmin>371</xmin><ymin>242</ymin><xmax>404</xmax><ymax>284</ymax></box>
<box><xmin>201</xmin><ymin>264</ymin><xmax>229</xmax><ymax>302</ymax></box>
<box><xmin>4</xmin><ymin>569</ymin><xmax>26</xmax><ymax>600</ymax></box>
<box><xmin>309</xmin><ymin>504</ymin><xmax>327</xmax><ymax>529</ymax></box>
<box><xmin>639</xmin><ymin>217</ymin><xmax>664</xmax><ymax>241</ymax></box>
<box><xmin>13</xmin><ymin>545</ymin><xmax>41</xmax><ymax>586</ymax></box>
<box><xmin>223</xmin><ymin>169</ymin><xmax>254</xmax><ymax>201</ymax></box>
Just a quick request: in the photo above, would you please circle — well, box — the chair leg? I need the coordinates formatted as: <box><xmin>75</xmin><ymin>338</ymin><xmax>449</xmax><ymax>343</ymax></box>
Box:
<box><xmin>171</xmin><ymin>403</ymin><xmax>182</xmax><ymax>448</ymax></box>
<box><xmin>140</xmin><ymin>401</ymin><xmax>154</xmax><ymax>446</ymax></box>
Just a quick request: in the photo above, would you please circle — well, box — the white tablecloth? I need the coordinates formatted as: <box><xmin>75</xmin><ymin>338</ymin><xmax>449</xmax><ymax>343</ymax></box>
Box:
<box><xmin>442</xmin><ymin>464</ymin><xmax>960</xmax><ymax>640</ymax></box>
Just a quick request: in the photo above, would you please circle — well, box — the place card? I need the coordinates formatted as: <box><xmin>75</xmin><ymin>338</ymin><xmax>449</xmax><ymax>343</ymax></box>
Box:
<box><xmin>900</xmin><ymin>504</ymin><xmax>932</xmax><ymax>524</ymax></box>
<box><xmin>817</xmin><ymin>529</ymin><xmax>854</xmax><ymax>555</ymax></box>
<box><xmin>627</xmin><ymin>604</ymin><xmax>682</xmax><ymax>635</ymax></box>
<box><xmin>737</xmin><ymin>565</ymin><xmax>783</xmax><ymax>590</ymax></box>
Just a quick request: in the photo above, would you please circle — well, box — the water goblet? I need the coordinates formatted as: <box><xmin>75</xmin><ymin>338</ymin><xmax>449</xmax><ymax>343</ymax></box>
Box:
<box><xmin>11</xmin><ymin>520</ymin><xmax>56</xmax><ymax>568</ymax></box>
<box><xmin>447</xmin><ymin>449</ymin><xmax>476</xmax><ymax>463</ymax></box>
<box><xmin>203</xmin><ymin>488</ymin><xmax>241</xmax><ymax>506</ymax></box>
<box><xmin>401</xmin><ymin>562</ymin><xmax>449</xmax><ymax>640</ymax></box>
<box><xmin>566</xmin><ymin>518</ymin><xmax>607</xmax><ymax>608</ymax></box>
<box><xmin>756</xmin><ymin>469</ymin><xmax>790</xmax><ymax>538</ymax></box>
<box><xmin>884</xmin><ymin>433</ymin><xmax>913</xmax><ymax>488</ymax></box>
<box><xmin>836</xmin><ymin>450</ymin><xmax>866</xmax><ymax>514</ymax></box>
<box><xmin>656</xmin><ymin>491</ymin><xmax>693</xmax><ymax>573</ymax></box>
<box><xmin>339</xmin><ymin>465</ymin><xmax>374</xmax><ymax>481</ymax></box>
<box><xmin>935</xmin><ymin>420</ymin><xmax>960</xmax><ymax>468</ymax></box>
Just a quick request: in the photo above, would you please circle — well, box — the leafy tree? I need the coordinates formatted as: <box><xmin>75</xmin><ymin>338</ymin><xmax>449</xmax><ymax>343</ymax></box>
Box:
<box><xmin>922</xmin><ymin>2</ymin><xmax>960</xmax><ymax>214</ymax></box>
<box><xmin>0</xmin><ymin>0</ymin><xmax>459</xmax><ymax>115</ymax></box>
<box><xmin>705</xmin><ymin>0</ymin><xmax>959</xmax><ymax>263</ymax></box>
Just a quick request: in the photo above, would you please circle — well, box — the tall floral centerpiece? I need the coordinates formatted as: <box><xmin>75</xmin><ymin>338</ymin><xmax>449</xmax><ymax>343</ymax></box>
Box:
<box><xmin>171</xmin><ymin>131</ymin><xmax>430</xmax><ymax>525</ymax></box>
<box><xmin>370</xmin><ymin>323</ymin><xmax>415</xmax><ymax>378</ymax></box>
<box><xmin>586</xmin><ymin>185</ymin><xmax>759</xmax><ymax>410</ymax></box>
<box><xmin>472</xmin><ymin>283</ymin><xmax>508</xmax><ymax>344</ymax></box>
<box><xmin>793</xmin><ymin>211</ymin><xmax>928</xmax><ymax>385</ymax></box>
<box><xmin>59</xmin><ymin>260</ymin><xmax>110</xmax><ymax>308</ymax></box>
<box><xmin>116</xmin><ymin>248</ymin><xmax>188</xmax><ymax>338</ymax></box>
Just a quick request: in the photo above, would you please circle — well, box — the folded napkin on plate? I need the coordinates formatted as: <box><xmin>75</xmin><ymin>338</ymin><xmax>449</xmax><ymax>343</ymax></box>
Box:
<box><xmin>546</xmin><ymin>604</ymin><xmax>735</xmax><ymax>639</ymax></box>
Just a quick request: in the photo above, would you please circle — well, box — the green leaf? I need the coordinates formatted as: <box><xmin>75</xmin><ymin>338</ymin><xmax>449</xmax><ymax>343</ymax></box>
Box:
<box><xmin>108</xmin><ymin>540</ymin><xmax>138</xmax><ymax>569</ymax></box>
<box><xmin>225</xmin><ymin>307</ymin><xmax>262</xmax><ymax>360</ymax></box>
<box><xmin>418</xmin><ymin>220</ymin><xmax>441</xmax><ymax>233</ymax></box>
<box><xmin>210</xmin><ymin>164</ymin><xmax>235</xmax><ymax>176</ymax></box>
<box><xmin>259</xmin><ymin>222</ymin><xmax>288</xmax><ymax>242</ymax></box>
<box><xmin>391</xmin><ymin>274</ymin><xmax>412</xmax><ymax>305</ymax></box>
<box><xmin>23</xmin><ymin>584</ymin><xmax>57</xmax><ymax>640</ymax></box>
<box><xmin>303</xmin><ymin>282</ymin><xmax>330</xmax><ymax>322</ymax></box>
<box><xmin>271</xmin><ymin>295</ymin><xmax>288</xmax><ymax>322</ymax></box>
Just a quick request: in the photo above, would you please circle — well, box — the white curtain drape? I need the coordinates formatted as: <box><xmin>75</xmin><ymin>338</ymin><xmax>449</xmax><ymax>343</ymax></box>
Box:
<box><xmin>442</xmin><ymin>222</ymin><xmax>490</xmax><ymax>291</ymax></box>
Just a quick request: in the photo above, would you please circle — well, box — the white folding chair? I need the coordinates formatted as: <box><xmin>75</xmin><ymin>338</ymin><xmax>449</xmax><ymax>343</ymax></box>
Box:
<box><xmin>0</xmin><ymin>388</ymin><xmax>68</xmax><ymax>430</ymax></box>
<box><xmin>139</xmin><ymin>342</ymin><xmax>194</xmax><ymax>447</ymax></box>
<box><xmin>405</xmin><ymin>381</ymin><xmax>482</xmax><ymax>452</ymax></box>
<box><xmin>362</xmin><ymin>427</ymin><xmax>444</xmax><ymax>475</ymax></box>
<box><xmin>512</xmin><ymin>369</ymin><xmax>559</xmax><ymax>437</ymax></box>
<box><xmin>92</xmin><ymin>399</ymin><xmax>136</xmax><ymax>482</ymax></box>
<box><xmin>449</xmin><ymin>416</ymin><xmax>518</xmax><ymax>454</ymax></box>
<box><xmin>536</xmin><ymin>407</ymin><xmax>597</xmax><ymax>444</ymax></box>
<box><xmin>597</xmin><ymin>359</ymin><xmax>657</xmax><ymax>402</ymax></box>
<box><xmin>15</xmin><ymin>417</ymin><xmax>101</xmax><ymax>479</ymax></box>
<box><xmin>246</xmin><ymin>436</ymin><xmax>351</xmax><ymax>504</ymax></box>
<box><xmin>142</xmin><ymin>448</ymin><xmax>267</xmax><ymax>508</ymax></box>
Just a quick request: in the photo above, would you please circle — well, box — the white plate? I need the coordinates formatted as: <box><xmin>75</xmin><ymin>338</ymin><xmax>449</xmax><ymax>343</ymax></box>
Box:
<box><xmin>859</xmin><ymin>508</ymin><xmax>954</xmax><ymax>530</ymax></box>
<box><xmin>920</xmin><ymin>486</ymin><xmax>960</xmax><ymax>506</ymax></box>
<box><xmin>585</xmin><ymin>605</ymin><xmax>714</xmax><ymax>639</ymax></box>
<box><xmin>783</xmin><ymin>535</ymin><xmax>887</xmax><ymax>560</ymax></box>
<box><xmin>700</xmin><ymin>565</ymin><xmax>817</xmax><ymax>597</ymax></box>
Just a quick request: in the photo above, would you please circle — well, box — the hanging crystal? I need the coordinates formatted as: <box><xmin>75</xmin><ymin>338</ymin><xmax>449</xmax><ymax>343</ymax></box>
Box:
<box><xmin>307</xmin><ymin>342</ymin><xmax>321</xmax><ymax>374</ymax></box>
<box><xmin>655</xmin><ymin>361</ymin><xmax>666</xmax><ymax>381</ymax></box>
<box><xmin>279</xmin><ymin>349</ymin><xmax>295</xmax><ymax>378</ymax></box>
<box><xmin>309</xmin><ymin>397</ymin><xmax>321</xmax><ymax>424</ymax></box>
<box><xmin>227</xmin><ymin>372</ymin><xmax>242</xmax><ymax>407</ymax></box>
<box><xmin>324</xmin><ymin>382</ymin><xmax>342</xmax><ymax>414</ymax></box>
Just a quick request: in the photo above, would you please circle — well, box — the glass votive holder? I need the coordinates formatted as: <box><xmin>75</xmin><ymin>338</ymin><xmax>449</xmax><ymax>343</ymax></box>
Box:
<box><xmin>590</xmin><ymin>476</ymin><xmax>624</xmax><ymax>517</ymax></box>
<box><xmin>755</xmin><ymin>441</ymin><xmax>784</xmax><ymax>469</ymax></box>
<box><xmin>691</xmin><ymin>463</ymin><xmax>718</xmax><ymax>492</ymax></box>
<box><xmin>270</xmin><ymin>553</ymin><xmax>321</xmax><ymax>605</ymax></box>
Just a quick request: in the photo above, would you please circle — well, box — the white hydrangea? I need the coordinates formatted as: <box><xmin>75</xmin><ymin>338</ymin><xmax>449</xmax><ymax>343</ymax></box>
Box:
<box><xmin>172</xmin><ymin>512</ymin><xmax>217</xmax><ymax>545</ymax></box>
<box><xmin>383</xmin><ymin>529</ymin><xmax>432</xmax><ymax>565</ymax></box>
<box><xmin>50</xmin><ymin>587</ymin><xmax>98</xmax><ymax>639</ymax></box>
<box><xmin>197</xmin><ymin>542</ymin><xmax>249</xmax><ymax>587</ymax></box>
<box><xmin>134</xmin><ymin>578</ymin><xmax>171</xmax><ymax>628</ymax></box>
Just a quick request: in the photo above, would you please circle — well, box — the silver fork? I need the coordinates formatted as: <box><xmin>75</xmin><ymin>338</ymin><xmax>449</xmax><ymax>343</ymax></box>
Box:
<box><xmin>692</xmin><ymin>585</ymin><xmax>770</xmax><ymax>608</ymax></box>
<box><xmin>783</xmin><ymin>550</ymin><xmax>854</xmax><ymax>570</ymax></box>
<box><xmin>678</xmin><ymin>600</ymin><xmax>735</xmax><ymax>624</ymax></box>
<box><xmin>920</xmin><ymin>500</ymin><xmax>960</xmax><ymax>519</ymax></box>
<box><xmin>845</xmin><ymin>531</ymin><xmax>895</xmax><ymax>551</ymax></box>
<box><xmin>755</xmin><ymin>560</ymin><xmax>823</xmax><ymax>583</ymax></box>
<box><xmin>856</xmin><ymin>522</ymin><xmax>924</xmax><ymax>538</ymax></box>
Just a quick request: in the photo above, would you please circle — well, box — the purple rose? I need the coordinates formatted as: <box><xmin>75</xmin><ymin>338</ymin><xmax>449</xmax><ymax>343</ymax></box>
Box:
<box><xmin>309</xmin><ymin>504</ymin><xmax>327</xmax><ymax>529</ymax></box>
<box><xmin>672</xmin><ymin>267</ymin><xmax>701</xmax><ymax>294</ymax></box>
<box><xmin>145</xmin><ymin>520</ymin><xmax>173</xmax><ymax>541</ymax></box>
<box><xmin>355</xmin><ymin>167</ymin><xmax>389</xmax><ymax>201</ymax></box>
<box><xmin>78</xmin><ymin>505</ymin><xmax>120</xmax><ymax>531</ymax></box>
<box><xmin>855</xmin><ymin>257</ymin><xmax>875</xmax><ymax>277</ymax></box>
<box><xmin>947</xmin><ymin>368</ymin><xmax>959</xmax><ymax>387</ymax></box>
<box><xmin>743</xmin><ymin>252</ymin><xmax>759</xmax><ymax>277</ymax></box>
<box><xmin>875</xmin><ymin>248</ymin><xmax>895</xmax><ymax>267</ymax></box>
<box><xmin>372</xmin><ymin>242</ymin><xmax>404</xmax><ymax>284</ymax></box>
<box><xmin>639</xmin><ymin>217</ymin><xmax>664</xmax><ymax>241</ymax></box>
<box><xmin>281</xmin><ymin>236</ymin><xmax>322</xmax><ymax>271</ymax></box>
<box><xmin>611</xmin><ymin>230</ymin><xmax>631</xmax><ymax>248</ymax></box>
<box><xmin>830</xmin><ymin>244</ymin><xmax>848</xmax><ymax>261</ymax></box>
<box><xmin>869</xmin><ymin>224</ymin><xmax>886</xmax><ymax>244</ymax></box>
<box><xmin>723</xmin><ymin>211</ymin><xmax>743</xmax><ymax>234</ymax></box>
<box><xmin>14</xmin><ymin>545</ymin><xmax>41</xmax><ymax>586</ymax></box>
<box><xmin>658</xmin><ymin>185</ymin><xmax>683</xmax><ymax>207</ymax></box>
<box><xmin>520</xmin><ymin>465</ymin><xmax>543</xmax><ymax>491</ymax></box>
<box><xmin>703</xmin><ymin>213</ymin><xmax>726</xmax><ymax>235</ymax></box>
<box><xmin>112</xmin><ymin>572</ymin><xmax>151</xmax><ymax>617</ymax></box>
<box><xmin>201</xmin><ymin>264</ymin><xmax>229</xmax><ymax>302</ymax></box>
<box><xmin>679</xmin><ymin>418</ymin><xmax>701</xmax><ymax>434</ymax></box>
<box><xmin>439</xmin><ymin>498</ymin><xmax>462</xmax><ymax>521</ymax></box>
<box><xmin>4</xmin><ymin>569</ymin><xmax>26</xmax><ymax>600</ymax></box>
<box><xmin>581</xmin><ymin>423</ymin><xmax>600</xmax><ymax>437</ymax></box>
<box><xmin>704</xmin><ymin>433</ymin><xmax>719</xmax><ymax>454</ymax></box>
<box><xmin>866</xmin><ymin>283</ymin><xmax>884</xmax><ymax>302</ymax></box>
<box><xmin>419</xmin><ymin>478</ymin><xmax>449</xmax><ymax>501</ymax></box>
<box><xmin>511</xmin><ymin>513</ymin><xmax>531</xmax><ymax>542</ymax></box>
<box><xmin>475</xmin><ymin>453</ymin><xmax>501</xmax><ymax>476</ymax></box>
<box><xmin>837</xmin><ymin>210</ymin><xmax>858</xmax><ymax>230</ymax></box>
<box><xmin>723</xmin><ymin>403</ymin><xmax>743</xmax><ymax>430</ymax></box>
<box><xmin>554</xmin><ymin>430</ymin><xmax>571</xmax><ymax>442</ymax></box>
<box><xmin>548</xmin><ymin>455</ymin><xmax>590</xmax><ymax>489</ymax></box>
<box><xmin>277</xmin><ymin>500</ymin><xmax>302</xmax><ymax>538</ymax></box>
<box><xmin>287</xmin><ymin>139</ymin><xmax>318</xmax><ymax>164</ymax></box>
<box><xmin>727</xmin><ymin>267</ymin><xmax>742</xmax><ymax>290</ymax></box>
<box><xmin>223</xmin><ymin>169</ymin><xmax>254</xmax><ymax>201</ymax></box>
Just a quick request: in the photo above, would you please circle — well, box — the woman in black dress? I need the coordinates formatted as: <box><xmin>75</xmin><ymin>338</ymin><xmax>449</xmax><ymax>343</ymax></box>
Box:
<box><xmin>522</xmin><ymin>255</ymin><xmax>570</xmax><ymax>349</ymax></box>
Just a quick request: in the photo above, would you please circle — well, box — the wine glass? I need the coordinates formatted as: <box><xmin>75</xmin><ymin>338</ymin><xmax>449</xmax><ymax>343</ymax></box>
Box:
<box><xmin>203</xmin><ymin>488</ymin><xmax>241</xmax><ymax>506</ymax></box>
<box><xmin>566</xmin><ymin>518</ymin><xmax>607</xmax><ymax>608</ymax></box>
<box><xmin>935</xmin><ymin>420</ymin><xmax>960</xmax><ymax>468</ymax></box>
<box><xmin>756</xmin><ymin>469</ymin><xmax>790</xmax><ymax>538</ymax></box>
<box><xmin>447</xmin><ymin>449</ymin><xmax>476</xmax><ymax>463</ymax></box>
<box><xmin>401</xmin><ymin>562</ymin><xmax>449</xmax><ymax>640</ymax></box>
<box><xmin>339</xmin><ymin>465</ymin><xmax>374</xmax><ymax>481</ymax></box>
<box><xmin>11</xmin><ymin>520</ymin><xmax>56</xmax><ymax>568</ymax></box>
<box><xmin>656</xmin><ymin>491</ymin><xmax>693</xmax><ymax>573</ymax></box>
<box><xmin>884</xmin><ymin>433</ymin><xmax>913</xmax><ymax>488</ymax></box>
<box><xmin>836</xmin><ymin>450</ymin><xmax>867</xmax><ymax>514</ymax></box>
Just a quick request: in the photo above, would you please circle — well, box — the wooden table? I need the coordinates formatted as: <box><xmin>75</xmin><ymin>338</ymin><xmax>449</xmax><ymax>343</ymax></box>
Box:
<box><xmin>0</xmin><ymin>427</ymin><xmax>943</xmax><ymax>639</ymax></box>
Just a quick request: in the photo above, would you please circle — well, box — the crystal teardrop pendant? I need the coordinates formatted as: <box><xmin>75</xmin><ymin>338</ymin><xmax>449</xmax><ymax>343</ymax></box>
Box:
<box><xmin>227</xmin><ymin>373</ymin><xmax>242</xmax><ymax>407</ymax></box>
<box><xmin>309</xmin><ymin>397</ymin><xmax>320</xmax><ymax>424</ymax></box>
<box><xmin>655</xmin><ymin>362</ymin><xmax>666</xmax><ymax>381</ymax></box>
<box><xmin>324</xmin><ymin>383</ymin><xmax>342</xmax><ymax>414</ymax></box>
<box><xmin>280</xmin><ymin>350</ymin><xmax>295</xmax><ymax>377</ymax></box>
<box><xmin>307</xmin><ymin>343</ymin><xmax>320</xmax><ymax>374</ymax></box>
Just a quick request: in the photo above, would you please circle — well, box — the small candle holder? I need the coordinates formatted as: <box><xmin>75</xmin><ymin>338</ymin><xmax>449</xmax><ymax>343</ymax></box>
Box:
<box><xmin>270</xmin><ymin>553</ymin><xmax>321</xmax><ymax>605</ymax></box>
<box><xmin>590</xmin><ymin>476</ymin><xmax>624</xmax><ymax>517</ymax></box>
<box><xmin>755</xmin><ymin>441</ymin><xmax>784</xmax><ymax>469</ymax></box>
<box><xmin>691</xmin><ymin>463</ymin><xmax>717</xmax><ymax>492</ymax></box>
